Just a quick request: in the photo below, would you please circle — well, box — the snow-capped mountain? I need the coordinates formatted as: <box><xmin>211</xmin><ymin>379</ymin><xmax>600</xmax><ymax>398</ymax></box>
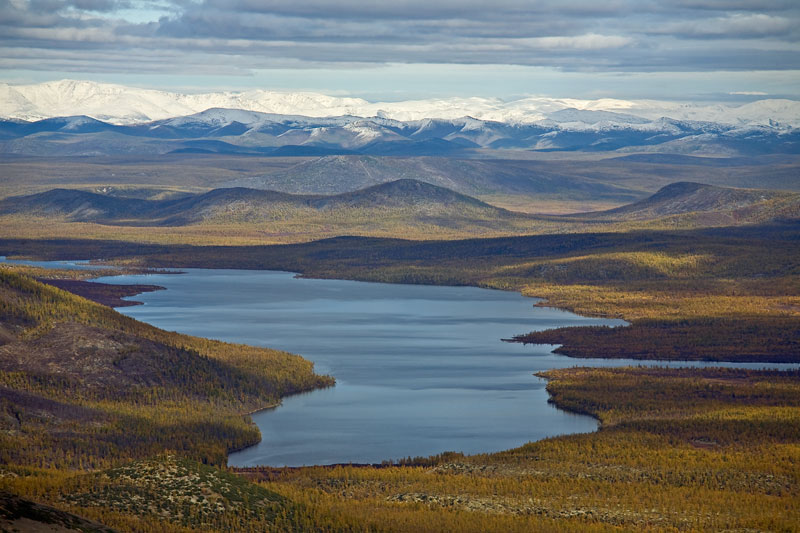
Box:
<box><xmin>1</xmin><ymin>106</ymin><xmax>797</xmax><ymax>157</ymax></box>
<box><xmin>1</xmin><ymin>80</ymin><xmax>799</xmax><ymax>130</ymax></box>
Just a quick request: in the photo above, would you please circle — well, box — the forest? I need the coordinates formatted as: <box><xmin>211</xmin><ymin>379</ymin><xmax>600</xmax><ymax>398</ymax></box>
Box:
<box><xmin>0</xmin><ymin>267</ymin><xmax>333</xmax><ymax>470</ymax></box>
<box><xmin>1</xmin><ymin>157</ymin><xmax>799</xmax><ymax>530</ymax></box>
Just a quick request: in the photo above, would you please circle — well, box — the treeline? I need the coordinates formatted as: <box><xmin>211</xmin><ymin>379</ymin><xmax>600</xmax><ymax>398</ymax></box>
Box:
<box><xmin>2</xmin><ymin>223</ymin><xmax>799</xmax><ymax>365</ymax></box>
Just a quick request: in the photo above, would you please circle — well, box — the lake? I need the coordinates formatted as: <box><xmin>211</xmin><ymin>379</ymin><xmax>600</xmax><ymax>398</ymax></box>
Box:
<box><xmin>6</xmin><ymin>258</ymin><xmax>788</xmax><ymax>467</ymax></box>
<box><xmin>88</xmin><ymin>268</ymin><xmax>624</xmax><ymax>466</ymax></box>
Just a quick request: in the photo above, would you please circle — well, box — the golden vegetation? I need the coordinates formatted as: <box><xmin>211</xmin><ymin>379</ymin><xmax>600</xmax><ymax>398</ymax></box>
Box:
<box><xmin>235</xmin><ymin>367</ymin><xmax>800</xmax><ymax>532</ymax></box>
<box><xmin>0</xmin><ymin>181</ymin><xmax>798</xmax><ymax>529</ymax></box>
<box><xmin>3</xmin><ymin>223</ymin><xmax>799</xmax><ymax>363</ymax></box>
<box><xmin>1</xmin><ymin>222</ymin><xmax>799</xmax><ymax>530</ymax></box>
<box><xmin>6</xmin><ymin>367</ymin><xmax>797</xmax><ymax>532</ymax></box>
<box><xmin>0</xmin><ymin>267</ymin><xmax>332</xmax><ymax>470</ymax></box>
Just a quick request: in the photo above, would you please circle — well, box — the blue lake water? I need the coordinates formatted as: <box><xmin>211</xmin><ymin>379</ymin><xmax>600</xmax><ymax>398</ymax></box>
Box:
<box><xmin>90</xmin><ymin>268</ymin><xmax>626</xmax><ymax>466</ymax></box>
<box><xmin>89</xmin><ymin>267</ymin><xmax>794</xmax><ymax>467</ymax></box>
<box><xmin>4</xmin><ymin>259</ymin><xmax>792</xmax><ymax>467</ymax></box>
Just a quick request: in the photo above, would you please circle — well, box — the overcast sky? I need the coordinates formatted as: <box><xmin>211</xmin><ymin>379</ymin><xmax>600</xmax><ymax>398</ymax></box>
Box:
<box><xmin>1</xmin><ymin>0</ymin><xmax>798</xmax><ymax>100</ymax></box>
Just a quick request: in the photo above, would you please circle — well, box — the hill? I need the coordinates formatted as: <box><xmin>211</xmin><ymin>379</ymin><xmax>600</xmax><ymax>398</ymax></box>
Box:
<box><xmin>312</xmin><ymin>178</ymin><xmax>495</xmax><ymax>209</ymax></box>
<box><xmin>2</xmin><ymin>180</ymin><xmax>798</xmax><ymax>246</ymax></box>
<box><xmin>0</xmin><ymin>188</ymin><xmax>155</xmax><ymax>221</ymax></box>
<box><xmin>573</xmin><ymin>182</ymin><xmax>800</xmax><ymax>224</ymax></box>
<box><xmin>0</xmin><ymin>267</ymin><xmax>332</xmax><ymax>469</ymax></box>
<box><xmin>224</xmin><ymin>154</ymin><xmax>639</xmax><ymax>203</ymax></box>
<box><xmin>0</xmin><ymin>180</ymin><xmax>525</xmax><ymax>231</ymax></box>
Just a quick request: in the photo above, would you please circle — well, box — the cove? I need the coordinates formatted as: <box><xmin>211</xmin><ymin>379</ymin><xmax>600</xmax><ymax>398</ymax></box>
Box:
<box><xmin>82</xmin><ymin>268</ymin><xmax>790</xmax><ymax>467</ymax></box>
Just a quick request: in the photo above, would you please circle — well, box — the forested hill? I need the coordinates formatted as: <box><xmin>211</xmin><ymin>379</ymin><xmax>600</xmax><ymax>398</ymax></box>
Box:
<box><xmin>0</xmin><ymin>267</ymin><xmax>332</xmax><ymax>469</ymax></box>
<box><xmin>0</xmin><ymin>179</ymin><xmax>513</xmax><ymax>226</ymax></box>
<box><xmin>569</xmin><ymin>182</ymin><xmax>800</xmax><ymax>224</ymax></box>
<box><xmin>4</xmin><ymin>180</ymin><xmax>798</xmax><ymax>234</ymax></box>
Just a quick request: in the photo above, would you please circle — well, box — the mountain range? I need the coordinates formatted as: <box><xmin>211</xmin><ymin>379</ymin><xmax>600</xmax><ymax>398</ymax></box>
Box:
<box><xmin>1</xmin><ymin>106</ymin><xmax>798</xmax><ymax>157</ymax></box>
<box><xmin>3</xmin><ymin>80</ymin><xmax>799</xmax><ymax>129</ymax></box>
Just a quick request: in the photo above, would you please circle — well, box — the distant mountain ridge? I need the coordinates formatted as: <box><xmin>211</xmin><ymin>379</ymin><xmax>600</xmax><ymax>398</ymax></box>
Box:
<box><xmin>1</xmin><ymin>106</ymin><xmax>798</xmax><ymax>157</ymax></box>
<box><xmin>224</xmin><ymin>155</ymin><xmax>639</xmax><ymax>200</ymax></box>
<box><xmin>2</xmin><ymin>80</ymin><xmax>799</xmax><ymax>129</ymax></box>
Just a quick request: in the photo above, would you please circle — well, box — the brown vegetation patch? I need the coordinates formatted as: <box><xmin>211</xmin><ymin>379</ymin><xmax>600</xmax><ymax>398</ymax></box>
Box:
<box><xmin>38</xmin><ymin>279</ymin><xmax>164</xmax><ymax>307</ymax></box>
<box><xmin>0</xmin><ymin>491</ymin><xmax>116</xmax><ymax>533</ymax></box>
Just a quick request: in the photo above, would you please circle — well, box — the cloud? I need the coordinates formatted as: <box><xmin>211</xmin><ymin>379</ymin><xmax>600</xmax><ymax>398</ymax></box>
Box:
<box><xmin>194</xmin><ymin>0</ymin><xmax>628</xmax><ymax>20</ymax></box>
<box><xmin>518</xmin><ymin>34</ymin><xmax>633</xmax><ymax>50</ymax></box>
<box><xmin>0</xmin><ymin>0</ymin><xmax>798</xmax><ymax>84</ymax></box>
<box><xmin>661</xmin><ymin>13</ymin><xmax>795</xmax><ymax>38</ymax></box>
<box><xmin>673</xmin><ymin>0</ymin><xmax>795</xmax><ymax>11</ymax></box>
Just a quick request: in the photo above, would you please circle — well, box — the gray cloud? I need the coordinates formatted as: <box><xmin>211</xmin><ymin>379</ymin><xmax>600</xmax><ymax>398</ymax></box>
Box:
<box><xmin>659</xmin><ymin>13</ymin><xmax>796</xmax><ymax>38</ymax></box>
<box><xmin>673</xmin><ymin>0</ymin><xmax>795</xmax><ymax>11</ymax></box>
<box><xmin>1</xmin><ymin>0</ymin><xmax>798</xmax><ymax>81</ymax></box>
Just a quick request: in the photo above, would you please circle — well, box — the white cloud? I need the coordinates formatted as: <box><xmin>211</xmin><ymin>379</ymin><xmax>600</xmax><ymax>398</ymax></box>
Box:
<box><xmin>519</xmin><ymin>34</ymin><xmax>633</xmax><ymax>50</ymax></box>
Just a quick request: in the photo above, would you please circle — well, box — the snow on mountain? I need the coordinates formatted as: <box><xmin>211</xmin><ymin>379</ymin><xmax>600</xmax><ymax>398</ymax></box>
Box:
<box><xmin>1</xmin><ymin>80</ymin><xmax>798</xmax><ymax>131</ymax></box>
<box><xmin>545</xmin><ymin>108</ymin><xmax>651</xmax><ymax>125</ymax></box>
<box><xmin>0</xmin><ymin>80</ymin><xmax>370</xmax><ymax>125</ymax></box>
<box><xmin>159</xmin><ymin>108</ymin><xmax>275</xmax><ymax>128</ymax></box>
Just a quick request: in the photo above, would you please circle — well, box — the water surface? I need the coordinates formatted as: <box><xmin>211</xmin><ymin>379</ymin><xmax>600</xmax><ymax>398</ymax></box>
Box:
<box><xmin>75</xmin><ymin>267</ymin><xmax>792</xmax><ymax>466</ymax></box>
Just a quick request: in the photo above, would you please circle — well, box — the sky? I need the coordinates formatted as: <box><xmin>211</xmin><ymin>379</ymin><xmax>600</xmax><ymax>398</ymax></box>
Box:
<box><xmin>1</xmin><ymin>0</ymin><xmax>799</xmax><ymax>101</ymax></box>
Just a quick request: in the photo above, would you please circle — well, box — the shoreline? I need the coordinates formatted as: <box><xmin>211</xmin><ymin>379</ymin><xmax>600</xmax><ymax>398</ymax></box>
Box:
<box><xmin>15</xmin><ymin>259</ymin><xmax>799</xmax><ymax>473</ymax></box>
<box><xmin>38</xmin><ymin>278</ymin><xmax>166</xmax><ymax>307</ymax></box>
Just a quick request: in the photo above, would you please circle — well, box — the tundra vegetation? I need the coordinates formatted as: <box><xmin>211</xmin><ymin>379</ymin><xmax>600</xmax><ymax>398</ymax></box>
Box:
<box><xmin>0</xmin><ymin>154</ymin><xmax>798</xmax><ymax>531</ymax></box>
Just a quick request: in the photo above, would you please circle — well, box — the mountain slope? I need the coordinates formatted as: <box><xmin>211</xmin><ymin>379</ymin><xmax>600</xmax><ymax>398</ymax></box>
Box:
<box><xmin>316</xmin><ymin>179</ymin><xmax>497</xmax><ymax>210</ymax></box>
<box><xmin>0</xmin><ymin>188</ymin><xmax>155</xmax><ymax>221</ymax></box>
<box><xmin>575</xmin><ymin>182</ymin><xmax>800</xmax><ymax>223</ymax></box>
<box><xmin>0</xmin><ymin>268</ymin><xmax>332</xmax><ymax>469</ymax></box>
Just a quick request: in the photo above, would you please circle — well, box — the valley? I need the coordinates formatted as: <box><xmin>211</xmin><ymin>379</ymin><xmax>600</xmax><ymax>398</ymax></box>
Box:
<box><xmin>2</xmin><ymin>0</ymin><xmax>800</xmax><ymax>526</ymax></box>
<box><xmin>1</xmin><ymin>264</ymin><xmax>797</xmax><ymax>531</ymax></box>
<box><xmin>1</xmin><ymin>111</ymin><xmax>798</xmax><ymax>531</ymax></box>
